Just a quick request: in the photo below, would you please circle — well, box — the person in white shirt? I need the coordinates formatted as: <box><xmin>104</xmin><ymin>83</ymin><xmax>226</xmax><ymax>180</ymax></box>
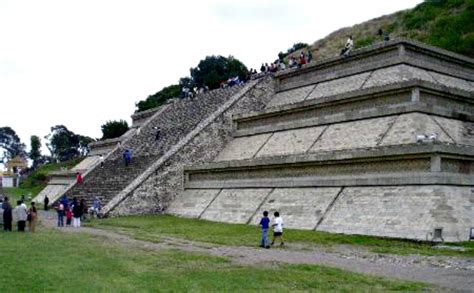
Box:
<box><xmin>271</xmin><ymin>211</ymin><xmax>284</xmax><ymax>246</ymax></box>
<box><xmin>340</xmin><ymin>35</ymin><xmax>354</xmax><ymax>56</ymax></box>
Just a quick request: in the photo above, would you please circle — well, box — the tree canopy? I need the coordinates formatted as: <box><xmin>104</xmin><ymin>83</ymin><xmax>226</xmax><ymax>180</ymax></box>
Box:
<box><xmin>135</xmin><ymin>55</ymin><xmax>248</xmax><ymax>112</ymax></box>
<box><xmin>0</xmin><ymin>126</ymin><xmax>26</xmax><ymax>163</ymax></box>
<box><xmin>101</xmin><ymin>120</ymin><xmax>130</xmax><ymax>140</ymax></box>
<box><xmin>190</xmin><ymin>55</ymin><xmax>248</xmax><ymax>90</ymax></box>
<box><xmin>29</xmin><ymin>135</ymin><xmax>44</xmax><ymax>169</ymax></box>
<box><xmin>45</xmin><ymin>125</ymin><xmax>94</xmax><ymax>162</ymax></box>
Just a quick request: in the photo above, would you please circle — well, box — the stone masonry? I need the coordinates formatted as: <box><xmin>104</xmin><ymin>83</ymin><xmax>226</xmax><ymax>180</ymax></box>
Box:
<box><xmin>170</xmin><ymin>39</ymin><xmax>474</xmax><ymax>242</ymax></box>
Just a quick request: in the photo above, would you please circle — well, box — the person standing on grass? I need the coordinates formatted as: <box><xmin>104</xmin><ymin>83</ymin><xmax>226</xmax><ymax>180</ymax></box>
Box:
<box><xmin>72</xmin><ymin>198</ymin><xmax>82</xmax><ymax>228</ymax></box>
<box><xmin>44</xmin><ymin>195</ymin><xmax>49</xmax><ymax>211</ymax></box>
<box><xmin>271</xmin><ymin>211</ymin><xmax>284</xmax><ymax>246</ymax></box>
<box><xmin>259</xmin><ymin>211</ymin><xmax>271</xmax><ymax>248</ymax></box>
<box><xmin>80</xmin><ymin>199</ymin><xmax>87</xmax><ymax>222</ymax></box>
<box><xmin>14</xmin><ymin>200</ymin><xmax>28</xmax><ymax>232</ymax></box>
<box><xmin>57</xmin><ymin>202</ymin><xmax>65</xmax><ymax>227</ymax></box>
<box><xmin>65</xmin><ymin>208</ymin><xmax>72</xmax><ymax>226</ymax></box>
<box><xmin>2</xmin><ymin>197</ymin><xmax>13</xmax><ymax>232</ymax></box>
<box><xmin>28</xmin><ymin>202</ymin><xmax>38</xmax><ymax>233</ymax></box>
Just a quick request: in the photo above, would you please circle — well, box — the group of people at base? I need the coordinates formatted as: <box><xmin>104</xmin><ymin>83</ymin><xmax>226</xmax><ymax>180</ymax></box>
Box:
<box><xmin>2</xmin><ymin>196</ymin><xmax>38</xmax><ymax>233</ymax></box>
<box><xmin>55</xmin><ymin>195</ymin><xmax>101</xmax><ymax>228</ymax></box>
<box><xmin>258</xmin><ymin>211</ymin><xmax>284</xmax><ymax>248</ymax></box>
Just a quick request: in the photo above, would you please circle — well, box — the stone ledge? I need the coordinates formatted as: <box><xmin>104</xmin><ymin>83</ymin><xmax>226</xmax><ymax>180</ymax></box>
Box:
<box><xmin>234</xmin><ymin>80</ymin><xmax>473</xmax><ymax>121</ymax></box>
<box><xmin>275</xmin><ymin>38</ymin><xmax>474</xmax><ymax>92</ymax></box>
<box><xmin>185</xmin><ymin>143</ymin><xmax>474</xmax><ymax>172</ymax></box>
<box><xmin>185</xmin><ymin>173</ymin><xmax>474</xmax><ymax>188</ymax></box>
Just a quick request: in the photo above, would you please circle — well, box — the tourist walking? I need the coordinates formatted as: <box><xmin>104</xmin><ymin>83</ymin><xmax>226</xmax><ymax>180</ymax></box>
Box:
<box><xmin>14</xmin><ymin>200</ymin><xmax>28</xmax><ymax>232</ymax></box>
<box><xmin>99</xmin><ymin>154</ymin><xmax>104</xmax><ymax>168</ymax></box>
<box><xmin>259</xmin><ymin>211</ymin><xmax>270</xmax><ymax>248</ymax></box>
<box><xmin>271</xmin><ymin>211</ymin><xmax>284</xmax><ymax>246</ymax></box>
<box><xmin>76</xmin><ymin>172</ymin><xmax>83</xmax><ymax>184</ymax></box>
<box><xmin>123</xmin><ymin>149</ymin><xmax>132</xmax><ymax>166</ymax></box>
<box><xmin>2</xmin><ymin>197</ymin><xmax>13</xmax><ymax>231</ymax></box>
<box><xmin>44</xmin><ymin>195</ymin><xmax>49</xmax><ymax>211</ymax></box>
<box><xmin>72</xmin><ymin>199</ymin><xmax>82</xmax><ymax>228</ymax></box>
<box><xmin>27</xmin><ymin>202</ymin><xmax>38</xmax><ymax>233</ymax></box>
<box><xmin>92</xmin><ymin>196</ymin><xmax>101</xmax><ymax>217</ymax></box>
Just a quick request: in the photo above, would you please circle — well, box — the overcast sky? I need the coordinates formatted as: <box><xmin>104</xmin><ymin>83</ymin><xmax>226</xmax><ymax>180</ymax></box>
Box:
<box><xmin>0</xmin><ymin>0</ymin><xmax>422</xmax><ymax>158</ymax></box>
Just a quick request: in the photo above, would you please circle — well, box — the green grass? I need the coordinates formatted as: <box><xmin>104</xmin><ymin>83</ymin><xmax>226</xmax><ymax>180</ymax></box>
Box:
<box><xmin>2</xmin><ymin>158</ymin><xmax>83</xmax><ymax>205</ymax></box>
<box><xmin>87</xmin><ymin>215</ymin><xmax>474</xmax><ymax>257</ymax></box>
<box><xmin>3</xmin><ymin>186</ymin><xmax>43</xmax><ymax>204</ymax></box>
<box><xmin>0</xmin><ymin>227</ymin><xmax>429</xmax><ymax>291</ymax></box>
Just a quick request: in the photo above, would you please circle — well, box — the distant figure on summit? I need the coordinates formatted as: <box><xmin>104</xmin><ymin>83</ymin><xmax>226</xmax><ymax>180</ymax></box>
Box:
<box><xmin>123</xmin><ymin>149</ymin><xmax>132</xmax><ymax>166</ymax></box>
<box><xmin>153</xmin><ymin>127</ymin><xmax>161</xmax><ymax>141</ymax></box>
<box><xmin>340</xmin><ymin>35</ymin><xmax>353</xmax><ymax>56</ymax></box>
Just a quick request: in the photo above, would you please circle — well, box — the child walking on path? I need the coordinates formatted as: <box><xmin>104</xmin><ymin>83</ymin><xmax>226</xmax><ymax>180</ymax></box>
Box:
<box><xmin>258</xmin><ymin>211</ymin><xmax>270</xmax><ymax>249</ymax></box>
<box><xmin>271</xmin><ymin>211</ymin><xmax>284</xmax><ymax>246</ymax></box>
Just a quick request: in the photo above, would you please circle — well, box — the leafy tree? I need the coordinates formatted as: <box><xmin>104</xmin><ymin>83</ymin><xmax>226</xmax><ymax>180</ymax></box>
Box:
<box><xmin>29</xmin><ymin>135</ymin><xmax>44</xmax><ymax>168</ymax></box>
<box><xmin>190</xmin><ymin>55</ymin><xmax>248</xmax><ymax>89</ymax></box>
<box><xmin>135</xmin><ymin>84</ymin><xmax>181</xmax><ymax>112</ymax></box>
<box><xmin>101</xmin><ymin>120</ymin><xmax>130</xmax><ymax>140</ymax></box>
<box><xmin>278</xmin><ymin>42</ymin><xmax>309</xmax><ymax>60</ymax></box>
<box><xmin>45</xmin><ymin>125</ymin><xmax>94</xmax><ymax>162</ymax></box>
<box><xmin>0</xmin><ymin>126</ymin><xmax>26</xmax><ymax>163</ymax></box>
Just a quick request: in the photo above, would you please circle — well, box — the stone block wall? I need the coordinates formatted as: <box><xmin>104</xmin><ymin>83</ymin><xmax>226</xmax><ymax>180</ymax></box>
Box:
<box><xmin>109</xmin><ymin>77</ymin><xmax>275</xmax><ymax>215</ymax></box>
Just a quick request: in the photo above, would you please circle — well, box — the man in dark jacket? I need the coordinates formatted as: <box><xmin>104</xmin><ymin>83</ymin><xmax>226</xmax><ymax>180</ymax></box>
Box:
<box><xmin>72</xmin><ymin>198</ymin><xmax>83</xmax><ymax>228</ymax></box>
<box><xmin>44</xmin><ymin>195</ymin><xmax>49</xmax><ymax>211</ymax></box>
<box><xmin>2</xmin><ymin>197</ymin><xmax>13</xmax><ymax>231</ymax></box>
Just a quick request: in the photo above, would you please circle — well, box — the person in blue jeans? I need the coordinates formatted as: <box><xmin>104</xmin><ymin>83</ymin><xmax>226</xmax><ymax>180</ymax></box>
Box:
<box><xmin>259</xmin><ymin>211</ymin><xmax>270</xmax><ymax>248</ymax></box>
<box><xmin>57</xmin><ymin>202</ymin><xmax>65</xmax><ymax>227</ymax></box>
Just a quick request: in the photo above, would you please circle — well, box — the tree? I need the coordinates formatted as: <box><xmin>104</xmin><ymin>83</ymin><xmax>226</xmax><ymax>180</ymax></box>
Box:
<box><xmin>190</xmin><ymin>55</ymin><xmax>248</xmax><ymax>89</ymax></box>
<box><xmin>0</xmin><ymin>126</ymin><xmax>26</xmax><ymax>163</ymax></box>
<box><xmin>45</xmin><ymin>125</ymin><xmax>94</xmax><ymax>162</ymax></box>
<box><xmin>101</xmin><ymin>120</ymin><xmax>130</xmax><ymax>140</ymax></box>
<box><xmin>29</xmin><ymin>135</ymin><xmax>43</xmax><ymax>168</ymax></box>
<box><xmin>135</xmin><ymin>84</ymin><xmax>182</xmax><ymax>112</ymax></box>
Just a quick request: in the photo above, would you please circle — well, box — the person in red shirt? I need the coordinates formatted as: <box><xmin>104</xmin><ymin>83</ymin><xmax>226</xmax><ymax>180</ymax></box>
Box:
<box><xmin>76</xmin><ymin>172</ymin><xmax>83</xmax><ymax>184</ymax></box>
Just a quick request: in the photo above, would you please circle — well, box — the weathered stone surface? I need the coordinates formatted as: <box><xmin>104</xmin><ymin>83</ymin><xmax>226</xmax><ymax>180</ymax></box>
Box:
<box><xmin>255</xmin><ymin>126</ymin><xmax>326</xmax><ymax>158</ymax></box>
<box><xmin>167</xmin><ymin>189</ymin><xmax>221</xmax><ymax>218</ymax></box>
<box><xmin>379</xmin><ymin>113</ymin><xmax>454</xmax><ymax>146</ymax></box>
<box><xmin>266</xmin><ymin>85</ymin><xmax>315</xmax><ymax>108</ymax></box>
<box><xmin>72</xmin><ymin>156</ymin><xmax>99</xmax><ymax>171</ymax></box>
<box><xmin>306</xmin><ymin>72</ymin><xmax>371</xmax><ymax>101</ymax></box>
<box><xmin>433</xmin><ymin>116</ymin><xmax>474</xmax><ymax>146</ymax></box>
<box><xmin>214</xmin><ymin>133</ymin><xmax>272</xmax><ymax>161</ymax></box>
<box><xmin>429</xmin><ymin>71</ymin><xmax>474</xmax><ymax>92</ymax></box>
<box><xmin>362</xmin><ymin>65</ymin><xmax>435</xmax><ymax>89</ymax></box>
<box><xmin>317</xmin><ymin>186</ymin><xmax>474</xmax><ymax>242</ymax></box>
<box><xmin>35</xmin><ymin>185</ymin><xmax>70</xmax><ymax>204</ymax></box>
<box><xmin>112</xmin><ymin>78</ymin><xmax>275</xmax><ymax>216</ymax></box>
<box><xmin>310</xmin><ymin>116</ymin><xmax>397</xmax><ymax>152</ymax></box>
<box><xmin>249</xmin><ymin>187</ymin><xmax>341</xmax><ymax>229</ymax></box>
<box><xmin>200</xmin><ymin>188</ymin><xmax>272</xmax><ymax>224</ymax></box>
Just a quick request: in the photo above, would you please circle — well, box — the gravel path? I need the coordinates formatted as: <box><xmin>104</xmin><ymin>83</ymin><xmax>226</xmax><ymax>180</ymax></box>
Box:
<box><xmin>39</xmin><ymin>211</ymin><xmax>474</xmax><ymax>291</ymax></box>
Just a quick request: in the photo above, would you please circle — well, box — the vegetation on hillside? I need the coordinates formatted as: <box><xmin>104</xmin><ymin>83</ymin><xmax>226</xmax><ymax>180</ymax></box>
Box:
<box><xmin>308</xmin><ymin>0</ymin><xmax>474</xmax><ymax>61</ymax></box>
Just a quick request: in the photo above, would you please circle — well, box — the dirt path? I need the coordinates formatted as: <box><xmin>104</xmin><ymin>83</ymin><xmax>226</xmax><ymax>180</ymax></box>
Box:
<box><xmin>39</xmin><ymin>211</ymin><xmax>474</xmax><ymax>291</ymax></box>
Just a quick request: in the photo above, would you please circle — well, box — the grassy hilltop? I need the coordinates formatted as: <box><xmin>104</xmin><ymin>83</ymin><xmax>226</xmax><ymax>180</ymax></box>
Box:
<box><xmin>308</xmin><ymin>0</ymin><xmax>474</xmax><ymax>60</ymax></box>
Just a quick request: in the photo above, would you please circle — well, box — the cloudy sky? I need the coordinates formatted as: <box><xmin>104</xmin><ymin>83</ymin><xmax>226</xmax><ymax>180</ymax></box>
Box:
<box><xmin>0</xmin><ymin>0</ymin><xmax>422</xmax><ymax>157</ymax></box>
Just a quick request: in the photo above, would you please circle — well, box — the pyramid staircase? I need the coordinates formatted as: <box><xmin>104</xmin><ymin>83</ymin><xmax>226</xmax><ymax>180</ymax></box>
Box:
<box><xmin>168</xmin><ymin>39</ymin><xmax>474</xmax><ymax>242</ymax></box>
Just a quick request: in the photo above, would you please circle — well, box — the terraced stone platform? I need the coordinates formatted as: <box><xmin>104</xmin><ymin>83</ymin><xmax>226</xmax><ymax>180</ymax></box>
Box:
<box><xmin>169</xmin><ymin>39</ymin><xmax>474</xmax><ymax>242</ymax></box>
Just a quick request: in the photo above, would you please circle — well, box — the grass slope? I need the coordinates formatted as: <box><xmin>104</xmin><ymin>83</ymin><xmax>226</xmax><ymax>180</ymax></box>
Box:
<box><xmin>88</xmin><ymin>215</ymin><xmax>474</xmax><ymax>257</ymax></box>
<box><xmin>0</xmin><ymin>227</ymin><xmax>429</xmax><ymax>291</ymax></box>
<box><xmin>308</xmin><ymin>0</ymin><xmax>474</xmax><ymax>60</ymax></box>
